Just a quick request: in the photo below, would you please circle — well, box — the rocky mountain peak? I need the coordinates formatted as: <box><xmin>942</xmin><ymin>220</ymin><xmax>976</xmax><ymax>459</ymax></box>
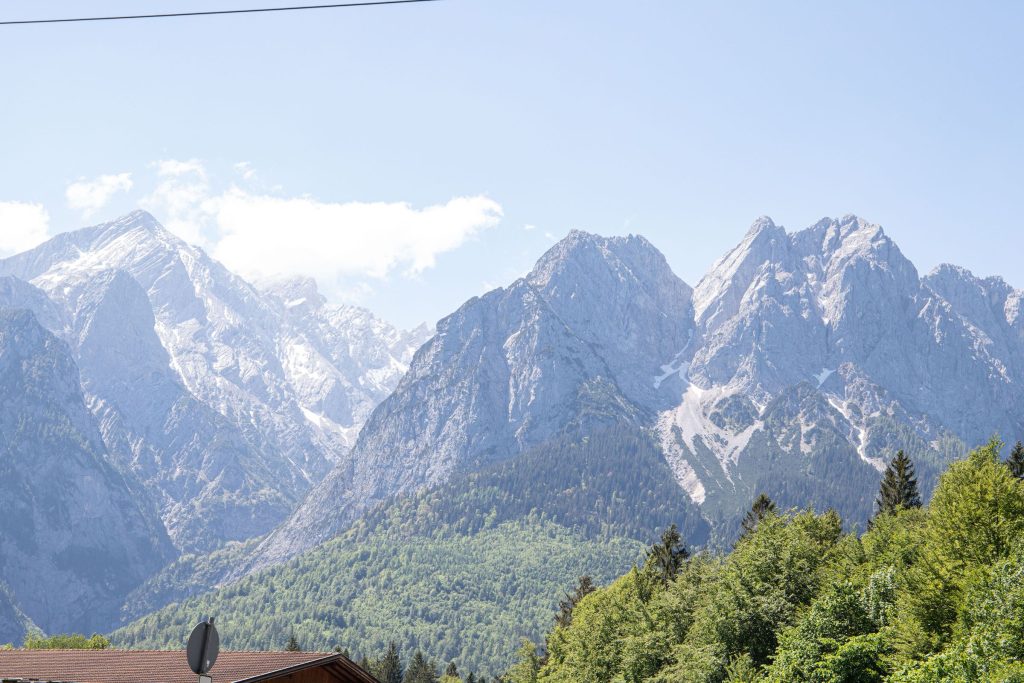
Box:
<box><xmin>260</xmin><ymin>276</ymin><xmax>328</xmax><ymax>312</ymax></box>
<box><xmin>527</xmin><ymin>230</ymin><xmax>676</xmax><ymax>292</ymax></box>
<box><xmin>744</xmin><ymin>215</ymin><xmax>782</xmax><ymax>237</ymax></box>
<box><xmin>692</xmin><ymin>216</ymin><xmax>788</xmax><ymax>330</ymax></box>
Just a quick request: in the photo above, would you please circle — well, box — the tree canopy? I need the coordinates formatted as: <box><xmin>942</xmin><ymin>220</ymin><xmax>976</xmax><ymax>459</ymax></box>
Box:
<box><xmin>517</xmin><ymin>438</ymin><xmax>1024</xmax><ymax>682</ymax></box>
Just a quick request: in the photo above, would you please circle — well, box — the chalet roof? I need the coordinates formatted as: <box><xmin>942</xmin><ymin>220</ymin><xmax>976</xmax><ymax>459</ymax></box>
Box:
<box><xmin>0</xmin><ymin>650</ymin><xmax>378</xmax><ymax>683</ymax></box>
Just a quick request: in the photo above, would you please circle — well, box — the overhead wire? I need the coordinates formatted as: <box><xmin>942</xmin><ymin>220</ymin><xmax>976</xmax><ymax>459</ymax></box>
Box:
<box><xmin>0</xmin><ymin>0</ymin><xmax>442</xmax><ymax>26</ymax></box>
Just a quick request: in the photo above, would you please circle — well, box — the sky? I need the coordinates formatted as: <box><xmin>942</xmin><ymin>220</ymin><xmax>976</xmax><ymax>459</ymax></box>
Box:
<box><xmin>0</xmin><ymin>0</ymin><xmax>1022</xmax><ymax>328</ymax></box>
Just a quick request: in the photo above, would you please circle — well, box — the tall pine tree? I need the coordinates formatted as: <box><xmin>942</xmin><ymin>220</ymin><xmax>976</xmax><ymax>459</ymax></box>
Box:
<box><xmin>404</xmin><ymin>650</ymin><xmax>438</xmax><ymax>683</ymax></box>
<box><xmin>554</xmin><ymin>575</ymin><xmax>595</xmax><ymax>628</ymax></box>
<box><xmin>1007</xmin><ymin>440</ymin><xmax>1024</xmax><ymax>479</ymax></box>
<box><xmin>739</xmin><ymin>493</ymin><xmax>776</xmax><ymax>539</ymax></box>
<box><xmin>646</xmin><ymin>523</ymin><xmax>689</xmax><ymax>584</ymax></box>
<box><xmin>875</xmin><ymin>450</ymin><xmax>922</xmax><ymax>516</ymax></box>
<box><xmin>284</xmin><ymin>632</ymin><xmax>301</xmax><ymax>652</ymax></box>
<box><xmin>374</xmin><ymin>642</ymin><xmax>404</xmax><ymax>683</ymax></box>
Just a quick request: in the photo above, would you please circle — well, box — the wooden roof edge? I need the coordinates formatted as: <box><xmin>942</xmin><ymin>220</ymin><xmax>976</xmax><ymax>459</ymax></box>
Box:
<box><xmin>324</xmin><ymin>655</ymin><xmax>380</xmax><ymax>683</ymax></box>
<box><xmin>233</xmin><ymin>653</ymin><xmax>379</xmax><ymax>683</ymax></box>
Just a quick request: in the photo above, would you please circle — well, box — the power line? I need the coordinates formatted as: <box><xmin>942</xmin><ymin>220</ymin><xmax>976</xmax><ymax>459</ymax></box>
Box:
<box><xmin>0</xmin><ymin>0</ymin><xmax>442</xmax><ymax>26</ymax></box>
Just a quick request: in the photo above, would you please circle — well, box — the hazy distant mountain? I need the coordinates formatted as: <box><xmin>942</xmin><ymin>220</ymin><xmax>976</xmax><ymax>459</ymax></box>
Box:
<box><xmin>0</xmin><ymin>308</ymin><xmax>174</xmax><ymax>636</ymax></box>
<box><xmin>0</xmin><ymin>211</ymin><xmax>427</xmax><ymax>552</ymax></box>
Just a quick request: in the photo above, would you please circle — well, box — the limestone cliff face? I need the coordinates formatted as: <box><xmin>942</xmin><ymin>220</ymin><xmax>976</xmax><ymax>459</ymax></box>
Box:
<box><xmin>0</xmin><ymin>308</ymin><xmax>174</xmax><ymax>635</ymax></box>
<box><xmin>247</xmin><ymin>231</ymin><xmax>698</xmax><ymax>571</ymax></box>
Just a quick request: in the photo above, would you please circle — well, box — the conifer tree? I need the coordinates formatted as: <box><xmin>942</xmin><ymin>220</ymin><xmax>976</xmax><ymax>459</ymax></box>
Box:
<box><xmin>284</xmin><ymin>633</ymin><xmax>301</xmax><ymax>652</ymax></box>
<box><xmin>465</xmin><ymin>674</ymin><xmax>477</xmax><ymax>683</ymax></box>
<box><xmin>1007</xmin><ymin>440</ymin><xmax>1024</xmax><ymax>479</ymax></box>
<box><xmin>875</xmin><ymin>450</ymin><xmax>922</xmax><ymax>516</ymax></box>
<box><xmin>739</xmin><ymin>493</ymin><xmax>776</xmax><ymax>539</ymax></box>
<box><xmin>555</xmin><ymin>575</ymin><xmax>595</xmax><ymax>628</ymax></box>
<box><xmin>646</xmin><ymin>523</ymin><xmax>689</xmax><ymax>584</ymax></box>
<box><xmin>375</xmin><ymin>642</ymin><xmax>404</xmax><ymax>683</ymax></box>
<box><xmin>445</xmin><ymin>662</ymin><xmax>459</xmax><ymax>678</ymax></box>
<box><xmin>404</xmin><ymin>650</ymin><xmax>438</xmax><ymax>683</ymax></box>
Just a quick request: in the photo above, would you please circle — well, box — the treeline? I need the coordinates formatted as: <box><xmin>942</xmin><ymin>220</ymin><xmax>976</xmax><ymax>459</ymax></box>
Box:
<box><xmin>351</xmin><ymin>427</ymin><xmax>709</xmax><ymax>546</ymax></box>
<box><xmin>1</xmin><ymin>631</ymin><xmax>110</xmax><ymax>650</ymax></box>
<box><xmin>111</xmin><ymin>517</ymin><xmax>643</xmax><ymax>675</ymax></box>
<box><xmin>502</xmin><ymin>439</ymin><xmax>1024</xmax><ymax>682</ymax></box>
<box><xmin>342</xmin><ymin>641</ymin><xmax>499</xmax><ymax>683</ymax></box>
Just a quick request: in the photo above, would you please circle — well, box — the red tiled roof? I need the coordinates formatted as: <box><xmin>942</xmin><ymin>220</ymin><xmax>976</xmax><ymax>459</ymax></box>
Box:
<box><xmin>0</xmin><ymin>650</ymin><xmax>377</xmax><ymax>683</ymax></box>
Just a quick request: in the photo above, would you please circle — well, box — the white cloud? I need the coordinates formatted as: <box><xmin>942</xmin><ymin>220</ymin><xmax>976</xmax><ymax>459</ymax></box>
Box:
<box><xmin>156</xmin><ymin>159</ymin><xmax>206</xmax><ymax>178</ymax></box>
<box><xmin>523</xmin><ymin>223</ymin><xmax>537</xmax><ymax>231</ymax></box>
<box><xmin>137</xmin><ymin>158</ymin><xmax>503</xmax><ymax>290</ymax></box>
<box><xmin>140</xmin><ymin>159</ymin><xmax>213</xmax><ymax>246</ymax></box>
<box><xmin>0</xmin><ymin>202</ymin><xmax>50</xmax><ymax>255</ymax></box>
<box><xmin>233</xmin><ymin>161</ymin><xmax>257</xmax><ymax>181</ymax></box>
<box><xmin>210</xmin><ymin>190</ymin><xmax>503</xmax><ymax>283</ymax></box>
<box><xmin>66</xmin><ymin>173</ymin><xmax>133</xmax><ymax>216</ymax></box>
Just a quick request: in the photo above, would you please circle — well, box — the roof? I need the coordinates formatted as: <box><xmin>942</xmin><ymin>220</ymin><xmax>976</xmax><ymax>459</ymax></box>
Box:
<box><xmin>0</xmin><ymin>650</ymin><xmax>378</xmax><ymax>683</ymax></box>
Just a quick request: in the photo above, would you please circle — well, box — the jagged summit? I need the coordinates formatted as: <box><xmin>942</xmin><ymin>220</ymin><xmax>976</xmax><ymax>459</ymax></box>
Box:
<box><xmin>527</xmin><ymin>229</ymin><xmax>678</xmax><ymax>291</ymax></box>
<box><xmin>260</xmin><ymin>275</ymin><xmax>329</xmax><ymax>310</ymax></box>
<box><xmin>743</xmin><ymin>215</ymin><xmax>782</xmax><ymax>237</ymax></box>
<box><xmin>107</xmin><ymin>208</ymin><xmax>163</xmax><ymax>231</ymax></box>
<box><xmin>0</xmin><ymin>209</ymin><xmax>428</xmax><ymax>550</ymax></box>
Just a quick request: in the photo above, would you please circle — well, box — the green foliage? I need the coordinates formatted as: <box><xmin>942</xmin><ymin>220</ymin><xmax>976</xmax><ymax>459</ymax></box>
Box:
<box><xmin>875</xmin><ymin>451</ymin><xmax>922</xmax><ymax>517</ymax></box>
<box><xmin>506</xmin><ymin>640</ymin><xmax>542</xmax><ymax>683</ymax></box>
<box><xmin>645</xmin><ymin>524</ymin><xmax>689</xmax><ymax>585</ymax></box>
<box><xmin>739</xmin><ymin>493</ymin><xmax>775</xmax><ymax>540</ymax></box>
<box><xmin>113</xmin><ymin>517</ymin><xmax>643</xmax><ymax>676</ymax></box>
<box><xmin>554</xmin><ymin>576</ymin><xmax>595</xmax><ymax>629</ymax></box>
<box><xmin>1007</xmin><ymin>440</ymin><xmax>1024</xmax><ymax>479</ymax></box>
<box><xmin>119</xmin><ymin>536</ymin><xmax>262</xmax><ymax>623</ymax></box>
<box><xmin>23</xmin><ymin>631</ymin><xmax>110</xmax><ymax>649</ymax></box>
<box><xmin>351</xmin><ymin>428</ymin><xmax>709</xmax><ymax>545</ymax></box>
<box><xmin>404</xmin><ymin>650</ymin><xmax>440</xmax><ymax>683</ymax></box>
<box><xmin>900</xmin><ymin>437</ymin><xmax>1024</xmax><ymax>648</ymax></box>
<box><xmin>374</xmin><ymin>642</ymin><xmax>404</xmax><ymax>683</ymax></box>
<box><xmin>113</xmin><ymin>429</ymin><xmax>701</xmax><ymax>676</ymax></box>
<box><xmin>536</xmin><ymin>511</ymin><xmax>843</xmax><ymax>683</ymax></box>
<box><xmin>442</xmin><ymin>661</ymin><xmax>460</xmax><ymax>683</ymax></box>
<box><xmin>528</xmin><ymin>438</ymin><xmax>1024</xmax><ymax>683</ymax></box>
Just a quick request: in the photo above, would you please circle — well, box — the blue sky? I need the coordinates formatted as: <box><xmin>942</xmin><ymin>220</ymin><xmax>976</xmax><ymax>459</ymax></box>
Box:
<box><xmin>1</xmin><ymin>0</ymin><xmax>1021</xmax><ymax>328</ymax></box>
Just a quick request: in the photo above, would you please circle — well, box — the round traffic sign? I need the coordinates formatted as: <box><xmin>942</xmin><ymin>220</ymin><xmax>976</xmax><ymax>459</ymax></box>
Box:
<box><xmin>186</xmin><ymin>619</ymin><xmax>220</xmax><ymax>675</ymax></box>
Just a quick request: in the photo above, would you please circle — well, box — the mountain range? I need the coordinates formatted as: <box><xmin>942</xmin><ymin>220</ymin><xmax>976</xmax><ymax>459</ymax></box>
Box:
<box><xmin>0</xmin><ymin>211</ymin><xmax>1021</xmax><ymax>671</ymax></box>
<box><xmin>0</xmin><ymin>211</ymin><xmax>427</xmax><ymax>635</ymax></box>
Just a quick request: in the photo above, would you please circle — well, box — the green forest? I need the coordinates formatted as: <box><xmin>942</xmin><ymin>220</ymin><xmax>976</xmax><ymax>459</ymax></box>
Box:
<box><xmin>113</xmin><ymin>429</ymin><xmax>699</xmax><ymax>674</ymax></box>
<box><xmin>112</xmin><ymin>432</ymin><xmax>1024</xmax><ymax>679</ymax></box>
<box><xmin>504</xmin><ymin>439</ymin><xmax>1024</xmax><ymax>683</ymax></box>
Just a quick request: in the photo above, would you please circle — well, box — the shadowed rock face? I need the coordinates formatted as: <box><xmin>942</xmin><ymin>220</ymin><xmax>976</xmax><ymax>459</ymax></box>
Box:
<box><xmin>0</xmin><ymin>308</ymin><xmax>174</xmax><ymax>635</ymax></box>
<box><xmin>245</xmin><ymin>231</ymin><xmax>696</xmax><ymax>572</ymax></box>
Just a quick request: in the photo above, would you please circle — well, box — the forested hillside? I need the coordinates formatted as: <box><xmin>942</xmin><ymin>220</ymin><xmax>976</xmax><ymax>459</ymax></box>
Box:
<box><xmin>506</xmin><ymin>439</ymin><xmax>1024</xmax><ymax>683</ymax></box>
<box><xmin>112</xmin><ymin>429</ymin><xmax>704</xmax><ymax>675</ymax></box>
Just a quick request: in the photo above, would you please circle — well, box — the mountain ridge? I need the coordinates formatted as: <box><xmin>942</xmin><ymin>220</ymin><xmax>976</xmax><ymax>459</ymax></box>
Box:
<box><xmin>245</xmin><ymin>213</ymin><xmax>1023</xmax><ymax>572</ymax></box>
